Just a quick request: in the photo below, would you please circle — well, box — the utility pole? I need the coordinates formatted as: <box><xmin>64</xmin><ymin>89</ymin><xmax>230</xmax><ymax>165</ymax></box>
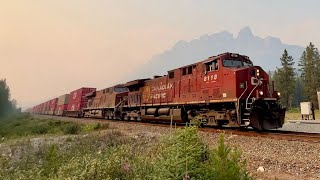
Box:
<box><xmin>317</xmin><ymin>91</ymin><xmax>320</xmax><ymax>111</ymax></box>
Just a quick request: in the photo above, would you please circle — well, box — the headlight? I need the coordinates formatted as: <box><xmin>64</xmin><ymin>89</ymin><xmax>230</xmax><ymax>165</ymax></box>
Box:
<box><xmin>277</xmin><ymin>92</ymin><xmax>281</xmax><ymax>96</ymax></box>
<box><xmin>259</xmin><ymin>90</ymin><xmax>264</xmax><ymax>96</ymax></box>
<box><xmin>256</xmin><ymin>69</ymin><xmax>260</xmax><ymax>76</ymax></box>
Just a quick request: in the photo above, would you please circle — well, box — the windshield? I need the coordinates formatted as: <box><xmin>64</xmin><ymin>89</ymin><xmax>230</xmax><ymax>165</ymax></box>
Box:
<box><xmin>114</xmin><ymin>87</ymin><xmax>129</xmax><ymax>93</ymax></box>
<box><xmin>223</xmin><ymin>59</ymin><xmax>253</xmax><ymax>67</ymax></box>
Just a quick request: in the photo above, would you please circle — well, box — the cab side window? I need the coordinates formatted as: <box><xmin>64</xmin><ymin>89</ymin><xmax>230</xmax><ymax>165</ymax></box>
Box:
<box><xmin>205</xmin><ymin>60</ymin><xmax>218</xmax><ymax>72</ymax></box>
<box><xmin>182</xmin><ymin>68</ymin><xmax>187</xmax><ymax>75</ymax></box>
<box><xmin>168</xmin><ymin>71</ymin><xmax>174</xmax><ymax>79</ymax></box>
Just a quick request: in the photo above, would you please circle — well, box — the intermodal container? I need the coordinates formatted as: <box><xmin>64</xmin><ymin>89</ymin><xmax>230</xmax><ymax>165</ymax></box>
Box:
<box><xmin>55</xmin><ymin>104</ymin><xmax>68</xmax><ymax>116</ymax></box>
<box><xmin>45</xmin><ymin>101</ymin><xmax>50</xmax><ymax>115</ymax></box>
<box><xmin>57</xmin><ymin>94</ymin><xmax>69</xmax><ymax>105</ymax></box>
<box><xmin>69</xmin><ymin>88</ymin><xmax>96</xmax><ymax>104</ymax></box>
<box><xmin>40</xmin><ymin>103</ymin><xmax>45</xmax><ymax>114</ymax></box>
<box><xmin>49</xmin><ymin>98</ymin><xmax>58</xmax><ymax>115</ymax></box>
<box><xmin>67</xmin><ymin>101</ymin><xmax>89</xmax><ymax>111</ymax></box>
<box><xmin>36</xmin><ymin>105</ymin><xmax>40</xmax><ymax>114</ymax></box>
<box><xmin>67</xmin><ymin>87</ymin><xmax>96</xmax><ymax>111</ymax></box>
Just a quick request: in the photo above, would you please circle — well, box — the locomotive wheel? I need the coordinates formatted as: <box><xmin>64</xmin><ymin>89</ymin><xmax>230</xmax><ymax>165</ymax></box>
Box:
<box><xmin>122</xmin><ymin>114</ymin><xmax>128</xmax><ymax>121</ymax></box>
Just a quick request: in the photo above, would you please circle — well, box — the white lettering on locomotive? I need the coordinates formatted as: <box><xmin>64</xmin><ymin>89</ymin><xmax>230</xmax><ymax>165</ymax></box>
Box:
<box><xmin>151</xmin><ymin>93</ymin><xmax>167</xmax><ymax>99</ymax></box>
<box><xmin>204</xmin><ymin>74</ymin><xmax>218</xmax><ymax>82</ymax></box>
<box><xmin>151</xmin><ymin>82</ymin><xmax>174</xmax><ymax>92</ymax></box>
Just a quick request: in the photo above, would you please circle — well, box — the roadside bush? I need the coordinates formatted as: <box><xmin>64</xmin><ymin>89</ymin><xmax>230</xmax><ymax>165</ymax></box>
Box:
<box><xmin>150</xmin><ymin>127</ymin><xmax>252</xmax><ymax>179</ymax></box>
<box><xmin>93</xmin><ymin>122</ymin><xmax>102</xmax><ymax>129</ymax></box>
<box><xmin>93</xmin><ymin>122</ymin><xmax>110</xmax><ymax>130</ymax></box>
<box><xmin>31</xmin><ymin>124</ymin><xmax>50</xmax><ymax>134</ymax></box>
<box><xmin>195</xmin><ymin>134</ymin><xmax>252</xmax><ymax>180</ymax></box>
<box><xmin>63</xmin><ymin>123</ymin><xmax>81</xmax><ymax>134</ymax></box>
<box><xmin>41</xmin><ymin>145</ymin><xmax>61</xmax><ymax>177</ymax></box>
<box><xmin>151</xmin><ymin>126</ymin><xmax>209</xmax><ymax>179</ymax></box>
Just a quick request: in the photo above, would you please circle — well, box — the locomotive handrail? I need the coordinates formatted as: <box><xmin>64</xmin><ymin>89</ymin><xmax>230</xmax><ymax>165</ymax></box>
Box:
<box><xmin>115</xmin><ymin>98</ymin><xmax>127</xmax><ymax>109</ymax></box>
<box><xmin>237</xmin><ymin>81</ymin><xmax>248</xmax><ymax>123</ymax></box>
<box><xmin>245</xmin><ymin>78</ymin><xmax>261</xmax><ymax>110</ymax></box>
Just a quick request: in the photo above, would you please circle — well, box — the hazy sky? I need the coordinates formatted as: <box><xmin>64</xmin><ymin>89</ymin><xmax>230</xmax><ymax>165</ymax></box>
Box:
<box><xmin>1</xmin><ymin>0</ymin><xmax>320</xmax><ymax>109</ymax></box>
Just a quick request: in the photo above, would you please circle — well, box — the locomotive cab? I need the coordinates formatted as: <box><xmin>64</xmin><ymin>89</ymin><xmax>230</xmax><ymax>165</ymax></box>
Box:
<box><xmin>199</xmin><ymin>53</ymin><xmax>285</xmax><ymax>130</ymax></box>
<box><xmin>84</xmin><ymin>85</ymin><xmax>129</xmax><ymax>119</ymax></box>
<box><xmin>219</xmin><ymin>53</ymin><xmax>285</xmax><ymax>130</ymax></box>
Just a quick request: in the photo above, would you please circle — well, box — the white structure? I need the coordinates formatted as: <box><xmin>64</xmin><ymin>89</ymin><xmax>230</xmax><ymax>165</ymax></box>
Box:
<box><xmin>300</xmin><ymin>102</ymin><xmax>314</xmax><ymax>120</ymax></box>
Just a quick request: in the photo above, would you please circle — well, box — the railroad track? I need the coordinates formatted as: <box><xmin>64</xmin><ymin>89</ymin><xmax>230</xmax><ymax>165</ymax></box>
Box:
<box><xmin>200</xmin><ymin>128</ymin><xmax>320</xmax><ymax>143</ymax></box>
<box><xmin>35</xmin><ymin>115</ymin><xmax>320</xmax><ymax>143</ymax></box>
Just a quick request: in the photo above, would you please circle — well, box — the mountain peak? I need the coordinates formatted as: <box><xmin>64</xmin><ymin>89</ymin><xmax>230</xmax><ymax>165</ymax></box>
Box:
<box><xmin>238</xmin><ymin>26</ymin><xmax>254</xmax><ymax>38</ymax></box>
<box><xmin>131</xmin><ymin>27</ymin><xmax>304</xmax><ymax>80</ymax></box>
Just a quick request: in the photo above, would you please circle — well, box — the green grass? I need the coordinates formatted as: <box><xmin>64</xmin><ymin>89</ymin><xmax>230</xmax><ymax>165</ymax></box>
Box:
<box><xmin>285</xmin><ymin>109</ymin><xmax>320</xmax><ymax>121</ymax></box>
<box><xmin>0</xmin><ymin>113</ymin><xmax>109</xmax><ymax>142</ymax></box>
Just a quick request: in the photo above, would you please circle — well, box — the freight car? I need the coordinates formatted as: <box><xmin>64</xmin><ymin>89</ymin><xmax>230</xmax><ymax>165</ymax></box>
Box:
<box><xmin>65</xmin><ymin>87</ymin><xmax>96</xmax><ymax>117</ymax></box>
<box><xmin>81</xmin><ymin>52</ymin><xmax>285</xmax><ymax>130</ymax></box>
<box><xmin>55</xmin><ymin>94</ymin><xmax>70</xmax><ymax>116</ymax></box>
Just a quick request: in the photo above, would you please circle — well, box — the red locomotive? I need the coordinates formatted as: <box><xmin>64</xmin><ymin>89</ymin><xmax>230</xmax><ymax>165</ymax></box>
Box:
<box><xmin>32</xmin><ymin>52</ymin><xmax>285</xmax><ymax>130</ymax></box>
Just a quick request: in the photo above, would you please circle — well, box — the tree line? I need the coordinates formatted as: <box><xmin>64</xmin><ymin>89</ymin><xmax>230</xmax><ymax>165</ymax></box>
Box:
<box><xmin>0</xmin><ymin>79</ymin><xmax>19</xmax><ymax>118</ymax></box>
<box><xmin>271</xmin><ymin>42</ymin><xmax>320</xmax><ymax>109</ymax></box>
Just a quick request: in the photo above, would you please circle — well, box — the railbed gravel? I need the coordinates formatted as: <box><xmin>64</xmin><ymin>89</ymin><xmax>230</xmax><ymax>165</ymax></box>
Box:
<box><xmin>34</xmin><ymin>115</ymin><xmax>320</xmax><ymax>179</ymax></box>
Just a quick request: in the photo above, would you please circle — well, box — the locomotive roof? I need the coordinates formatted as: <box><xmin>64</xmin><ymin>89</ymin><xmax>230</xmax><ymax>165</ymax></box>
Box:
<box><xmin>201</xmin><ymin>52</ymin><xmax>251</xmax><ymax>64</ymax></box>
<box><xmin>124</xmin><ymin>78</ymin><xmax>150</xmax><ymax>87</ymax></box>
<box><xmin>167</xmin><ymin>52</ymin><xmax>251</xmax><ymax>72</ymax></box>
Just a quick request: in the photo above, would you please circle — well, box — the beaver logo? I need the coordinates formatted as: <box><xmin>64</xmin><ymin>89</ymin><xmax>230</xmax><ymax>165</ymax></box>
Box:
<box><xmin>143</xmin><ymin>86</ymin><xmax>151</xmax><ymax>101</ymax></box>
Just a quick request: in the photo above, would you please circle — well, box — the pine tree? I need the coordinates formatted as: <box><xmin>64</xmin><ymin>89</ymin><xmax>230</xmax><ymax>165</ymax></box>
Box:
<box><xmin>0</xmin><ymin>79</ymin><xmax>12</xmax><ymax>117</ymax></box>
<box><xmin>275</xmin><ymin>49</ymin><xmax>295</xmax><ymax>108</ymax></box>
<box><xmin>298</xmin><ymin>42</ymin><xmax>320</xmax><ymax>109</ymax></box>
<box><xmin>268</xmin><ymin>70</ymin><xmax>274</xmax><ymax>82</ymax></box>
<box><xmin>293</xmin><ymin>76</ymin><xmax>304</xmax><ymax>108</ymax></box>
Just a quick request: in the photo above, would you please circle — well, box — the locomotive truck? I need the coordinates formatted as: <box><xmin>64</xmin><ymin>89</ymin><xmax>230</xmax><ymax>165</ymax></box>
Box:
<box><xmin>80</xmin><ymin>52</ymin><xmax>285</xmax><ymax>130</ymax></box>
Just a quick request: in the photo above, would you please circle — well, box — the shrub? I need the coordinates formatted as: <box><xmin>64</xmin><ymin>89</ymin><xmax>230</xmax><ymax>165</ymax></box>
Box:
<box><xmin>31</xmin><ymin>124</ymin><xmax>49</xmax><ymax>134</ymax></box>
<box><xmin>195</xmin><ymin>134</ymin><xmax>252</xmax><ymax>180</ymax></box>
<box><xmin>41</xmin><ymin>145</ymin><xmax>61</xmax><ymax>177</ymax></box>
<box><xmin>93</xmin><ymin>123</ymin><xmax>109</xmax><ymax>130</ymax></box>
<box><xmin>63</xmin><ymin>123</ymin><xmax>81</xmax><ymax>134</ymax></box>
<box><xmin>93</xmin><ymin>123</ymin><xmax>101</xmax><ymax>130</ymax></box>
<box><xmin>151</xmin><ymin>126</ymin><xmax>209</xmax><ymax>179</ymax></box>
<box><xmin>150</xmin><ymin>127</ymin><xmax>252</xmax><ymax>180</ymax></box>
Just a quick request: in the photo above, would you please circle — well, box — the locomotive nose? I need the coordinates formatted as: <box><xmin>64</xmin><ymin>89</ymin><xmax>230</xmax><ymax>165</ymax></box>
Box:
<box><xmin>249</xmin><ymin>99</ymin><xmax>285</xmax><ymax>130</ymax></box>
